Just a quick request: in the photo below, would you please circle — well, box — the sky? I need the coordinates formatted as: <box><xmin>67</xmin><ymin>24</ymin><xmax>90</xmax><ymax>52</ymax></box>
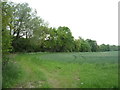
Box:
<box><xmin>10</xmin><ymin>0</ymin><xmax>119</xmax><ymax>45</ymax></box>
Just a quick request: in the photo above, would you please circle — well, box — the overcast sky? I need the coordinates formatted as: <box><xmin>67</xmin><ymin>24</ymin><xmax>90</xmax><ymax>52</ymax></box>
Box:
<box><xmin>10</xmin><ymin>0</ymin><xmax>119</xmax><ymax>45</ymax></box>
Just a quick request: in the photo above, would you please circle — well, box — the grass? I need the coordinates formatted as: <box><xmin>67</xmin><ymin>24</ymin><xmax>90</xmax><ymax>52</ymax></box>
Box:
<box><xmin>3</xmin><ymin>51</ymin><xmax>118</xmax><ymax>88</ymax></box>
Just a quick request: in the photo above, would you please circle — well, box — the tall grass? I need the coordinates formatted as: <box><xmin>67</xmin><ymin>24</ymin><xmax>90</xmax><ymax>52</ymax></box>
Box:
<box><xmin>2</xmin><ymin>61</ymin><xmax>23</xmax><ymax>88</ymax></box>
<box><xmin>3</xmin><ymin>51</ymin><xmax>118</xmax><ymax>88</ymax></box>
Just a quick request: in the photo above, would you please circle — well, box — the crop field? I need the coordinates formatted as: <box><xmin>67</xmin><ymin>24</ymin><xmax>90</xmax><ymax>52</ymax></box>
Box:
<box><xmin>3</xmin><ymin>51</ymin><xmax>118</xmax><ymax>88</ymax></box>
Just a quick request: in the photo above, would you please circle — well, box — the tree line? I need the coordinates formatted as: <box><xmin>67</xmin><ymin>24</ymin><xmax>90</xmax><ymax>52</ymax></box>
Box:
<box><xmin>2</xmin><ymin>1</ymin><xmax>119</xmax><ymax>55</ymax></box>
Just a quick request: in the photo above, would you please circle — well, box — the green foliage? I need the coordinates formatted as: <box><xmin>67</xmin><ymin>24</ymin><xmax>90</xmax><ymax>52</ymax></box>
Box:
<box><xmin>79</xmin><ymin>37</ymin><xmax>91</xmax><ymax>52</ymax></box>
<box><xmin>55</xmin><ymin>26</ymin><xmax>74</xmax><ymax>52</ymax></box>
<box><xmin>32</xmin><ymin>26</ymin><xmax>49</xmax><ymax>50</ymax></box>
<box><xmin>2</xmin><ymin>1</ymin><xmax>13</xmax><ymax>67</ymax></box>
<box><xmin>98</xmin><ymin>44</ymin><xmax>110</xmax><ymax>52</ymax></box>
<box><xmin>2</xmin><ymin>1</ymin><xmax>13</xmax><ymax>55</ymax></box>
<box><xmin>86</xmin><ymin>39</ymin><xmax>98</xmax><ymax>52</ymax></box>
<box><xmin>44</xmin><ymin>27</ymin><xmax>58</xmax><ymax>52</ymax></box>
<box><xmin>12</xmin><ymin>3</ymin><xmax>33</xmax><ymax>38</ymax></box>
<box><xmin>109</xmin><ymin>45</ymin><xmax>118</xmax><ymax>51</ymax></box>
<box><xmin>12</xmin><ymin>38</ymin><xmax>35</xmax><ymax>52</ymax></box>
<box><xmin>73</xmin><ymin>39</ymin><xmax>81</xmax><ymax>52</ymax></box>
<box><xmin>2</xmin><ymin>0</ymin><xmax>118</xmax><ymax>53</ymax></box>
<box><xmin>2</xmin><ymin>30</ymin><xmax>12</xmax><ymax>54</ymax></box>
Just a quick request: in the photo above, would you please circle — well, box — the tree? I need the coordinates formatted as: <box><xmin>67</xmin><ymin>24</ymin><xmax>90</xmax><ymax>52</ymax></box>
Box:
<box><xmin>98</xmin><ymin>44</ymin><xmax>110</xmax><ymax>51</ymax></box>
<box><xmin>2</xmin><ymin>0</ymin><xmax>116</xmax><ymax>53</ymax></box>
<box><xmin>86</xmin><ymin>39</ymin><xmax>98</xmax><ymax>52</ymax></box>
<box><xmin>109</xmin><ymin>45</ymin><xmax>118</xmax><ymax>51</ymax></box>
<box><xmin>44</xmin><ymin>27</ymin><xmax>58</xmax><ymax>52</ymax></box>
<box><xmin>31</xmin><ymin>25</ymin><xmax>49</xmax><ymax>52</ymax></box>
<box><xmin>73</xmin><ymin>39</ymin><xmax>81</xmax><ymax>52</ymax></box>
<box><xmin>11</xmin><ymin>3</ymin><xmax>33</xmax><ymax>38</ymax></box>
<box><xmin>56</xmin><ymin>26</ymin><xmax>74</xmax><ymax>52</ymax></box>
<box><xmin>2</xmin><ymin>1</ymin><xmax>13</xmax><ymax>64</ymax></box>
<box><xmin>2</xmin><ymin>1</ymin><xmax>13</xmax><ymax>54</ymax></box>
<box><xmin>8</xmin><ymin>1</ymin><xmax>48</xmax><ymax>52</ymax></box>
<box><xmin>78</xmin><ymin>37</ymin><xmax>91</xmax><ymax>52</ymax></box>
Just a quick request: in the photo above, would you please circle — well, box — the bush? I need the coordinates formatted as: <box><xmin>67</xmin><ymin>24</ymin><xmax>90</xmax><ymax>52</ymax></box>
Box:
<box><xmin>12</xmin><ymin>38</ymin><xmax>35</xmax><ymax>52</ymax></box>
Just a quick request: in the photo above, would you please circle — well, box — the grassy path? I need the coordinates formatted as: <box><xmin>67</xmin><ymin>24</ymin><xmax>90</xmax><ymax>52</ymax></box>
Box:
<box><xmin>16</xmin><ymin>59</ymin><xmax>81</xmax><ymax>88</ymax></box>
<box><xmin>39</xmin><ymin>68</ymin><xmax>61</xmax><ymax>88</ymax></box>
<box><xmin>3</xmin><ymin>51</ymin><xmax>118</xmax><ymax>88</ymax></box>
<box><xmin>19</xmin><ymin>60</ymin><xmax>62</xmax><ymax>88</ymax></box>
<box><xmin>15</xmin><ymin>59</ymin><xmax>51</xmax><ymax>88</ymax></box>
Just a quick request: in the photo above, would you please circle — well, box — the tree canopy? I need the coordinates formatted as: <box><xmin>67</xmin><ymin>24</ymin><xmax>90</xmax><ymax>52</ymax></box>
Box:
<box><xmin>2</xmin><ymin>1</ymin><xmax>118</xmax><ymax>54</ymax></box>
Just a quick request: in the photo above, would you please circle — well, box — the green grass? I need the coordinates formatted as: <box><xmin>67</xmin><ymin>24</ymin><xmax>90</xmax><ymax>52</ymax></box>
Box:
<box><xmin>3</xmin><ymin>51</ymin><xmax>118</xmax><ymax>88</ymax></box>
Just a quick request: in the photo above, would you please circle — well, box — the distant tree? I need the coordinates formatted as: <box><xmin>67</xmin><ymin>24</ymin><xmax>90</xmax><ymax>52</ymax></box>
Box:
<box><xmin>56</xmin><ymin>26</ymin><xmax>74</xmax><ymax>52</ymax></box>
<box><xmin>73</xmin><ymin>39</ymin><xmax>81</xmax><ymax>52</ymax></box>
<box><xmin>2</xmin><ymin>0</ymin><xmax>117</xmax><ymax>53</ymax></box>
<box><xmin>44</xmin><ymin>27</ymin><xmax>58</xmax><ymax>52</ymax></box>
<box><xmin>106</xmin><ymin>44</ymin><xmax>110</xmax><ymax>51</ymax></box>
<box><xmin>31</xmin><ymin>24</ymin><xmax>49</xmax><ymax>51</ymax></box>
<box><xmin>86</xmin><ymin>39</ymin><xmax>98</xmax><ymax>52</ymax></box>
<box><xmin>98</xmin><ymin>44</ymin><xmax>110</xmax><ymax>51</ymax></box>
<box><xmin>79</xmin><ymin>37</ymin><xmax>91</xmax><ymax>52</ymax></box>
<box><xmin>109</xmin><ymin>45</ymin><xmax>118</xmax><ymax>51</ymax></box>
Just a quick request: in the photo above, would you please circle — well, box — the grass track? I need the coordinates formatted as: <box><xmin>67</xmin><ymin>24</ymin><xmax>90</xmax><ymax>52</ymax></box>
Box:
<box><xmin>3</xmin><ymin>51</ymin><xmax>118</xmax><ymax>88</ymax></box>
